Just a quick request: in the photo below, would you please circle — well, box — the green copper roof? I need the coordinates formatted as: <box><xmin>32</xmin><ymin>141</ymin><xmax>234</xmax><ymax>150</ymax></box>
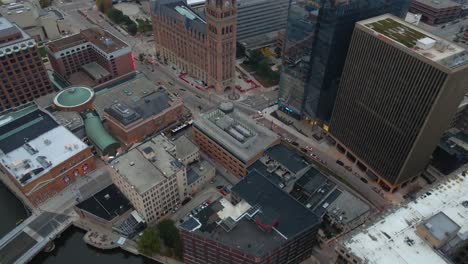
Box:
<box><xmin>55</xmin><ymin>87</ymin><xmax>94</xmax><ymax>107</ymax></box>
<box><xmin>83</xmin><ymin>112</ymin><xmax>120</xmax><ymax>156</ymax></box>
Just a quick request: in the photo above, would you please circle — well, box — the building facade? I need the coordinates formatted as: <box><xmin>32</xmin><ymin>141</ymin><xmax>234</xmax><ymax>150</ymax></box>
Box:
<box><xmin>0</xmin><ymin>17</ymin><xmax>54</xmax><ymax>111</ymax></box>
<box><xmin>180</xmin><ymin>171</ymin><xmax>320</xmax><ymax>264</ymax></box>
<box><xmin>0</xmin><ymin>108</ymin><xmax>95</xmax><ymax>206</ymax></box>
<box><xmin>152</xmin><ymin>0</ymin><xmax>237</xmax><ymax>93</ymax></box>
<box><xmin>278</xmin><ymin>0</ymin><xmax>409</xmax><ymax>122</ymax></box>
<box><xmin>192</xmin><ymin>103</ymin><xmax>279</xmax><ymax>177</ymax></box>
<box><xmin>410</xmin><ymin>0</ymin><xmax>462</xmax><ymax>25</ymax></box>
<box><xmin>110</xmin><ymin>135</ymin><xmax>187</xmax><ymax>222</ymax></box>
<box><xmin>103</xmin><ymin>92</ymin><xmax>183</xmax><ymax>145</ymax></box>
<box><xmin>236</xmin><ymin>0</ymin><xmax>289</xmax><ymax>48</ymax></box>
<box><xmin>175</xmin><ymin>135</ymin><xmax>200</xmax><ymax>165</ymax></box>
<box><xmin>46</xmin><ymin>28</ymin><xmax>136</xmax><ymax>88</ymax></box>
<box><xmin>329</xmin><ymin>14</ymin><xmax>468</xmax><ymax>192</ymax></box>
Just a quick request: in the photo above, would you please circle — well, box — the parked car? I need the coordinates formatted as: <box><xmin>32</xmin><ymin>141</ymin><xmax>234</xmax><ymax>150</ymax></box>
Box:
<box><xmin>216</xmin><ymin>185</ymin><xmax>224</xmax><ymax>190</ymax></box>
<box><xmin>336</xmin><ymin>160</ymin><xmax>344</xmax><ymax>166</ymax></box>
<box><xmin>181</xmin><ymin>197</ymin><xmax>191</xmax><ymax>205</ymax></box>
<box><xmin>344</xmin><ymin>165</ymin><xmax>352</xmax><ymax>172</ymax></box>
<box><xmin>219</xmin><ymin>189</ymin><xmax>227</xmax><ymax>196</ymax></box>
<box><xmin>360</xmin><ymin>177</ymin><xmax>368</xmax><ymax>184</ymax></box>
<box><xmin>300</xmin><ymin>148</ymin><xmax>308</xmax><ymax>153</ymax></box>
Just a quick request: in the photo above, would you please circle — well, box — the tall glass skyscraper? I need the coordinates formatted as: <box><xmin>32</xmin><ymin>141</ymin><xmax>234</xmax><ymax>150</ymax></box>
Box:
<box><xmin>278</xmin><ymin>0</ymin><xmax>410</xmax><ymax>123</ymax></box>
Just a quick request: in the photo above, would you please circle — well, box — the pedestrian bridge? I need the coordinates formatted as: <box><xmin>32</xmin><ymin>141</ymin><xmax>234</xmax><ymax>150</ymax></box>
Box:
<box><xmin>0</xmin><ymin>211</ymin><xmax>74</xmax><ymax>264</ymax></box>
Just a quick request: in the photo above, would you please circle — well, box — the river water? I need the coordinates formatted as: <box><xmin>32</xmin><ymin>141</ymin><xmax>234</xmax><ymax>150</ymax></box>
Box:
<box><xmin>0</xmin><ymin>182</ymin><xmax>150</xmax><ymax>264</ymax></box>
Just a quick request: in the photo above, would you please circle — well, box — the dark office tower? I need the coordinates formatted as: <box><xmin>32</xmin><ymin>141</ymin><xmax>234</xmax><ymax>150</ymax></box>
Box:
<box><xmin>278</xmin><ymin>0</ymin><xmax>410</xmax><ymax>122</ymax></box>
<box><xmin>330</xmin><ymin>14</ymin><xmax>468</xmax><ymax>192</ymax></box>
<box><xmin>0</xmin><ymin>17</ymin><xmax>54</xmax><ymax>111</ymax></box>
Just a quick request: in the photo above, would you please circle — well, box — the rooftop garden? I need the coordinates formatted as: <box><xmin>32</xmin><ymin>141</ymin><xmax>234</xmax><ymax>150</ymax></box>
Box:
<box><xmin>366</xmin><ymin>18</ymin><xmax>429</xmax><ymax>48</ymax></box>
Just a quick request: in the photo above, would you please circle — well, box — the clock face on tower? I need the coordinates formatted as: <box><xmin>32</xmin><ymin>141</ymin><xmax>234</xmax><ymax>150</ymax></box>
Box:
<box><xmin>224</xmin><ymin>0</ymin><xmax>230</xmax><ymax>8</ymax></box>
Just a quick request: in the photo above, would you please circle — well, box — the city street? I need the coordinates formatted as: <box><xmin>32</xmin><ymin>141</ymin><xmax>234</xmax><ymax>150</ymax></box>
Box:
<box><xmin>260</xmin><ymin>106</ymin><xmax>390</xmax><ymax>211</ymax></box>
<box><xmin>52</xmin><ymin>0</ymin><xmax>263</xmax><ymax>118</ymax></box>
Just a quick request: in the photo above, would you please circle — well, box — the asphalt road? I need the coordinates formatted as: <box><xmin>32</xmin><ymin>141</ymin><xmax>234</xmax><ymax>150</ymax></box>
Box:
<box><xmin>53</xmin><ymin>1</ymin><xmax>261</xmax><ymax>118</ymax></box>
<box><xmin>260</xmin><ymin>108</ymin><xmax>389</xmax><ymax>211</ymax></box>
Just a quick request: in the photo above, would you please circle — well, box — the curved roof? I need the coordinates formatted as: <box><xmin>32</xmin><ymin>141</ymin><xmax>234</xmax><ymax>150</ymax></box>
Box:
<box><xmin>83</xmin><ymin>112</ymin><xmax>119</xmax><ymax>156</ymax></box>
<box><xmin>54</xmin><ymin>86</ymin><xmax>94</xmax><ymax>108</ymax></box>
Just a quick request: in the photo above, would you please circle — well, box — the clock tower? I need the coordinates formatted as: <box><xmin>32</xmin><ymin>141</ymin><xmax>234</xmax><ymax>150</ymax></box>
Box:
<box><xmin>205</xmin><ymin>0</ymin><xmax>237</xmax><ymax>94</ymax></box>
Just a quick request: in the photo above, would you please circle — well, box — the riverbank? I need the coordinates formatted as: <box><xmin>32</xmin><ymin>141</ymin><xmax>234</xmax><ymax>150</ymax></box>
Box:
<box><xmin>74</xmin><ymin>218</ymin><xmax>182</xmax><ymax>264</ymax></box>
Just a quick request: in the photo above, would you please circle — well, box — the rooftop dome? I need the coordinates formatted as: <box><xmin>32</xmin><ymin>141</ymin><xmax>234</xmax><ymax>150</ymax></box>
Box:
<box><xmin>54</xmin><ymin>86</ymin><xmax>94</xmax><ymax>109</ymax></box>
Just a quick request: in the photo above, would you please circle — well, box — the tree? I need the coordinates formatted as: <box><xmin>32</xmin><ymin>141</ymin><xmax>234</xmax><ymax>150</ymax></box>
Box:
<box><xmin>257</xmin><ymin>59</ymin><xmax>271</xmax><ymax>77</ymax></box>
<box><xmin>39</xmin><ymin>0</ymin><xmax>52</xmax><ymax>8</ymax></box>
<box><xmin>247</xmin><ymin>49</ymin><xmax>264</xmax><ymax>65</ymax></box>
<box><xmin>96</xmin><ymin>0</ymin><xmax>111</xmax><ymax>13</ymax></box>
<box><xmin>157</xmin><ymin>219</ymin><xmax>179</xmax><ymax>247</ymax></box>
<box><xmin>127</xmin><ymin>22</ymin><xmax>137</xmax><ymax>36</ymax></box>
<box><xmin>137</xmin><ymin>227</ymin><xmax>161</xmax><ymax>255</ymax></box>
<box><xmin>274</xmin><ymin>47</ymin><xmax>282</xmax><ymax>58</ymax></box>
<box><xmin>173</xmin><ymin>235</ymin><xmax>183</xmax><ymax>259</ymax></box>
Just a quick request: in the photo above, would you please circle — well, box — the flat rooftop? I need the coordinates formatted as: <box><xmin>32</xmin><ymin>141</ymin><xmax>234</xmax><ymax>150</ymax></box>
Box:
<box><xmin>414</xmin><ymin>0</ymin><xmax>461</xmax><ymax>9</ymax></box>
<box><xmin>193</xmin><ymin>104</ymin><xmax>279</xmax><ymax>163</ymax></box>
<box><xmin>76</xmin><ymin>184</ymin><xmax>132</xmax><ymax>221</ymax></box>
<box><xmin>265</xmin><ymin>144</ymin><xmax>309</xmax><ymax>174</ymax></box>
<box><xmin>82</xmin><ymin>62</ymin><xmax>110</xmax><ymax>80</ymax></box>
<box><xmin>182</xmin><ymin>170</ymin><xmax>321</xmax><ymax>257</ymax></box>
<box><xmin>46</xmin><ymin>33</ymin><xmax>86</xmax><ymax>52</ymax></box>
<box><xmin>95</xmin><ymin>74</ymin><xmax>177</xmax><ymax>123</ymax></box>
<box><xmin>422</xmin><ymin>212</ymin><xmax>460</xmax><ymax>242</ymax></box>
<box><xmin>340</xmin><ymin>171</ymin><xmax>468</xmax><ymax>264</ymax></box>
<box><xmin>0</xmin><ymin>16</ymin><xmax>19</xmax><ymax>37</ymax></box>
<box><xmin>0</xmin><ymin>108</ymin><xmax>88</xmax><ymax>186</ymax></box>
<box><xmin>0</xmin><ymin>17</ymin><xmax>33</xmax><ymax>49</ymax></box>
<box><xmin>47</xmin><ymin>28</ymin><xmax>128</xmax><ymax>54</ymax></box>
<box><xmin>174</xmin><ymin>135</ymin><xmax>199</xmax><ymax>161</ymax></box>
<box><xmin>232</xmin><ymin>170</ymin><xmax>321</xmax><ymax>239</ymax></box>
<box><xmin>186</xmin><ymin>159</ymin><xmax>214</xmax><ymax>186</ymax></box>
<box><xmin>360</xmin><ymin>14</ymin><xmax>468</xmax><ymax>69</ymax></box>
<box><xmin>81</xmin><ymin>28</ymin><xmax>128</xmax><ymax>53</ymax></box>
<box><xmin>181</xmin><ymin>198</ymin><xmax>288</xmax><ymax>257</ymax></box>
<box><xmin>112</xmin><ymin>135</ymin><xmax>182</xmax><ymax>194</ymax></box>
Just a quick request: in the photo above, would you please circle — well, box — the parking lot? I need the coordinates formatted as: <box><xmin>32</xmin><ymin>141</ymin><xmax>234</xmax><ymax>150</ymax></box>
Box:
<box><xmin>170</xmin><ymin>174</ymin><xmax>232</xmax><ymax>224</ymax></box>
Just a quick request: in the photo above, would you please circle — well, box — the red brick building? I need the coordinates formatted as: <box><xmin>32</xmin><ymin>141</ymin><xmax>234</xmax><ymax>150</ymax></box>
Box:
<box><xmin>180</xmin><ymin>171</ymin><xmax>320</xmax><ymax>264</ymax></box>
<box><xmin>46</xmin><ymin>28</ymin><xmax>136</xmax><ymax>88</ymax></box>
<box><xmin>93</xmin><ymin>75</ymin><xmax>184</xmax><ymax>145</ymax></box>
<box><xmin>104</xmin><ymin>95</ymin><xmax>183</xmax><ymax>144</ymax></box>
<box><xmin>410</xmin><ymin>0</ymin><xmax>461</xmax><ymax>25</ymax></box>
<box><xmin>192</xmin><ymin>103</ymin><xmax>279</xmax><ymax>177</ymax></box>
<box><xmin>0</xmin><ymin>17</ymin><xmax>54</xmax><ymax>111</ymax></box>
<box><xmin>0</xmin><ymin>108</ymin><xmax>95</xmax><ymax>207</ymax></box>
<box><xmin>152</xmin><ymin>0</ymin><xmax>237</xmax><ymax>93</ymax></box>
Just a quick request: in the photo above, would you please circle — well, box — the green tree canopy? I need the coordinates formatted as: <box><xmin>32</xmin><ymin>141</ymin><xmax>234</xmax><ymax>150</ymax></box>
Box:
<box><xmin>247</xmin><ymin>49</ymin><xmax>265</xmax><ymax>65</ymax></box>
<box><xmin>137</xmin><ymin>227</ymin><xmax>161</xmax><ymax>255</ymax></box>
<box><xmin>157</xmin><ymin>219</ymin><xmax>183</xmax><ymax>259</ymax></box>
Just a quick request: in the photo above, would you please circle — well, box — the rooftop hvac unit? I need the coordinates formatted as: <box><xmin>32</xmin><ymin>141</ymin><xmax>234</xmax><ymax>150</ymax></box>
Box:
<box><xmin>234</xmin><ymin>124</ymin><xmax>252</xmax><ymax>137</ymax></box>
<box><xmin>228</xmin><ymin>128</ymin><xmax>245</xmax><ymax>142</ymax></box>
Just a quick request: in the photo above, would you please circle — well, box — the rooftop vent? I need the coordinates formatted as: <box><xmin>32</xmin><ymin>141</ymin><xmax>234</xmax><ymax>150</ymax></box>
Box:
<box><xmin>104</xmin><ymin>194</ymin><xmax>110</xmax><ymax>200</ymax></box>
<box><xmin>103</xmin><ymin>38</ymin><xmax>114</xmax><ymax>46</ymax></box>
